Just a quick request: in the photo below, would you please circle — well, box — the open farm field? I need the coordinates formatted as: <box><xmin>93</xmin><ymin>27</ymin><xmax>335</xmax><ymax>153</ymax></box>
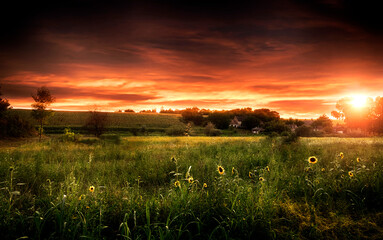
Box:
<box><xmin>10</xmin><ymin>109</ymin><xmax>185</xmax><ymax>134</ymax></box>
<box><xmin>1</xmin><ymin>136</ymin><xmax>382</xmax><ymax>239</ymax></box>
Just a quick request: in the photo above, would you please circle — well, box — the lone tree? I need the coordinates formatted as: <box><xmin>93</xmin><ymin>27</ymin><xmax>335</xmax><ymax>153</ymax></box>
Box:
<box><xmin>31</xmin><ymin>86</ymin><xmax>55</xmax><ymax>140</ymax></box>
<box><xmin>85</xmin><ymin>110</ymin><xmax>108</xmax><ymax>137</ymax></box>
<box><xmin>0</xmin><ymin>86</ymin><xmax>10</xmax><ymax>118</ymax></box>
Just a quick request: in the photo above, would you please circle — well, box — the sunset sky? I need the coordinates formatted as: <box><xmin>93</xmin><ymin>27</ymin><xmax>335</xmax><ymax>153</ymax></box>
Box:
<box><xmin>1</xmin><ymin>0</ymin><xmax>382</xmax><ymax>118</ymax></box>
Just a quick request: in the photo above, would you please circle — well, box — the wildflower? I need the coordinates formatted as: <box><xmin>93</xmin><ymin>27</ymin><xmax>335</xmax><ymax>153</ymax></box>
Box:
<box><xmin>86</xmin><ymin>206</ymin><xmax>90</xmax><ymax>209</ymax></box>
<box><xmin>356</xmin><ymin>157</ymin><xmax>360</xmax><ymax>163</ymax></box>
<box><xmin>78</xmin><ymin>194</ymin><xmax>85</xmax><ymax>201</ymax></box>
<box><xmin>232</xmin><ymin>167</ymin><xmax>235</xmax><ymax>175</ymax></box>
<box><xmin>174</xmin><ymin>181</ymin><xmax>181</xmax><ymax>188</ymax></box>
<box><xmin>249</xmin><ymin>171</ymin><xmax>254</xmax><ymax>178</ymax></box>
<box><xmin>321</xmin><ymin>168</ymin><xmax>325</xmax><ymax>172</ymax></box>
<box><xmin>265</xmin><ymin>166</ymin><xmax>270</xmax><ymax>172</ymax></box>
<box><xmin>203</xmin><ymin>183</ymin><xmax>207</xmax><ymax>188</ymax></box>
<box><xmin>217</xmin><ymin>165</ymin><xmax>225</xmax><ymax>175</ymax></box>
<box><xmin>188</xmin><ymin>177</ymin><xmax>194</xmax><ymax>184</ymax></box>
<box><xmin>339</xmin><ymin>152</ymin><xmax>344</xmax><ymax>159</ymax></box>
<box><xmin>308</xmin><ymin>156</ymin><xmax>318</xmax><ymax>164</ymax></box>
<box><xmin>348</xmin><ymin>171</ymin><xmax>354</xmax><ymax>177</ymax></box>
<box><xmin>259</xmin><ymin>177</ymin><xmax>265</xmax><ymax>182</ymax></box>
<box><xmin>89</xmin><ymin>186</ymin><xmax>95</xmax><ymax>193</ymax></box>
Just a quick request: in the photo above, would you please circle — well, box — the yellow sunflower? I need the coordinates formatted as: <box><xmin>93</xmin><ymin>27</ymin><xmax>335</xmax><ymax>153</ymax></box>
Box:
<box><xmin>217</xmin><ymin>165</ymin><xmax>225</xmax><ymax>175</ymax></box>
<box><xmin>321</xmin><ymin>168</ymin><xmax>325</xmax><ymax>172</ymax></box>
<box><xmin>265</xmin><ymin>166</ymin><xmax>270</xmax><ymax>172</ymax></box>
<box><xmin>259</xmin><ymin>177</ymin><xmax>265</xmax><ymax>181</ymax></box>
<box><xmin>89</xmin><ymin>186</ymin><xmax>95</xmax><ymax>193</ymax></box>
<box><xmin>356</xmin><ymin>157</ymin><xmax>360</xmax><ymax>163</ymax></box>
<box><xmin>339</xmin><ymin>152</ymin><xmax>344</xmax><ymax>159</ymax></box>
<box><xmin>249</xmin><ymin>171</ymin><xmax>254</xmax><ymax>178</ymax></box>
<box><xmin>308</xmin><ymin>156</ymin><xmax>318</xmax><ymax>164</ymax></box>
<box><xmin>174</xmin><ymin>180</ymin><xmax>181</xmax><ymax>188</ymax></box>
<box><xmin>203</xmin><ymin>183</ymin><xmax>207</xmax><ymax>188</ymax></box>
<box><xmin>348</xmin><ymin>171</ymin><xmax>354</xmax><ymax>177</ymax></box>
<box><xmin>188</xmin><ymin>177</ymin><xmax>194</xmax><ymax>184</ymax></box>
<box><xmin>232</xmin><ymin>167</ymin><xmax>235</xmax><ymax>175</ymax></box>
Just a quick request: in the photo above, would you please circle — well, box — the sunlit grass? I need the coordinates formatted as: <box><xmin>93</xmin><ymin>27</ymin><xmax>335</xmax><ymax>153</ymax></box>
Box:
<box><xmin>0</xmin><ymin>136</ymin><xmax>382</xmax><ymax>239</ymax></box>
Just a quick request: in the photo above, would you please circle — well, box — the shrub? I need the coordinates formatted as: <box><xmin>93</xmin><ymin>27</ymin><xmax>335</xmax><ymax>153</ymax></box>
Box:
<box><xmin>204</xmin><ymin>122</ymin><xmax>221</xmax><ymax>136</ymax></box>
<box><xmin>295</xmin><ymin>125</ymin><xmax>314</xmax><ymax>137</ymax></box>
<box><xmin>166</xmin><ymin>125</ymin><xmax>185</xmax><ymax>136</ymax></box>
<box><xmin>60</xmin><ymin>128</ymin><xmax>81</xmax><ymax>142</ymax></box>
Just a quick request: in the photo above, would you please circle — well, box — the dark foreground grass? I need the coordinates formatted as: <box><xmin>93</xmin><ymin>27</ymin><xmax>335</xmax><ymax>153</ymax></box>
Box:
<box><xmin>0</xmin><ymin>136</ymin><xmax>383</xmax><ymax>239</ymax></box>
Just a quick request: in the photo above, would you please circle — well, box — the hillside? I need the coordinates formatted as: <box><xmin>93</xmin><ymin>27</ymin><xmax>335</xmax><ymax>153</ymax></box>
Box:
<box><xmin>10</xmin><ymin>109</ymin><xmax>185</xmax><ymax>134</ymax></box>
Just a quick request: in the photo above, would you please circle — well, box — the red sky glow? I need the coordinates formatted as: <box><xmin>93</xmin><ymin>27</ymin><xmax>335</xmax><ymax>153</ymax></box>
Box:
<box><xmin>1</xmin><ymin>1</ymin><xmax>383</xmax><ymax>118</ymax></box>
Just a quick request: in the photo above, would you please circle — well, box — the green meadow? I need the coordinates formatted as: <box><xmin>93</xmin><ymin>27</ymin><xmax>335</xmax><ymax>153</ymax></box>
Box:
<box><xmin>1</xmin><ymin>136</ymin><xmax>383</xmax><ymax>239</ymax></box>
<box><xmin>10</xmin><ymin>109</ymin><xmax>185</xmax><ymax>134</ymax></box>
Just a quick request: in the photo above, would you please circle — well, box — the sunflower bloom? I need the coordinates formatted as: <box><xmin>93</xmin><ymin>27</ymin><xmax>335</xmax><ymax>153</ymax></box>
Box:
<box><xmin>308</xmin><ymin>156</ymin><xmax>318</xmax><ymax>164</ymax></box>
<box><xmin>249</xmin><ymin>171</ymin><xmax>254</xmax><ymax>178</ymax></box>
<box><xmin>356</xmin><ymin>157</ymin><xmax>360</xmax><ymax>163</ymax></box>
<box><xmin>259</xmin><ymin>177</ymin><xmax>265</xmax><ymax>182</ymax></box>
<box><xmin>265</xmin><ymin>166</ymin><xmax>270</xmax><ymax>172</ymax></box>
<box><xmin>339</xmin><ymin>152</ymin><xmax>344</xmax><ymax>159</ymax></box>
<box><xmin>232</xmin><ymin>167</ymin><xmax>235</xmax><ymax>175</ymax></box>
<box><xmin>203</xmin><ymin>183</ymin><xmax>207</xmax><ymax>188</ymax></box>
<box><xmin>348</xmin><ymin>171</ymin><xmax>354</xmax><ymax>177</ymax></box>
<box><xmin>218</xmin><ymin>165</ymin><xmax>225</xmax><ymax>175</ymax></box>
<box><xmin>89</xmin><ymin>186</ymin><xmax>95</xmax><ymax>193</ymax></box>
<box><xmin>321</xmin><ymin>168</ymin><xmax>325</xmax><ymax>172</ymax></box>
<box><xmin>174</xmin><ymin>181</ymin><xmax>181</xmax><ymax>188</ymax></box>
<box><xmin>188</xmin><ymin>177</ymin><xmax>194</xmax><ymax>184</ymax></box>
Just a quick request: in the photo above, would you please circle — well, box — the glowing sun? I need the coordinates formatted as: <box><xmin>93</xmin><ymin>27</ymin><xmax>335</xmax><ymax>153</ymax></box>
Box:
<box><xmin>351</xmin><ymin>95</ymin><xmax>367</xmax><ymax>108</ymax></box>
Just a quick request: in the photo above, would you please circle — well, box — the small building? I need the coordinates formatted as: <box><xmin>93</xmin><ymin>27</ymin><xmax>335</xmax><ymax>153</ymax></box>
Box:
<box><xmin>252</xmin><ymin>127</ymin><xmax>264</xmax><ymax>134</ymax></box>
<box><xmin>229</xmin><ymin>116</ymin><xmax>243</xmax><ymax>128</ymax></box>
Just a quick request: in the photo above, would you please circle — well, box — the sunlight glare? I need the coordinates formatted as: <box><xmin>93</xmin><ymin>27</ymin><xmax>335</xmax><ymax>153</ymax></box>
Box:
<box><xmin>351</xmin><ymin>95</ymin><xmax>367</xmax><ymax>108</ymax></box>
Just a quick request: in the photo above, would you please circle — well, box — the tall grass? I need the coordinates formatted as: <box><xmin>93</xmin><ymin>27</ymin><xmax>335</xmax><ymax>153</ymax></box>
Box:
<box><xmin>0</xmin><ymin>137</ymin><xmax>382</xmax><ymax>239</ymax></box>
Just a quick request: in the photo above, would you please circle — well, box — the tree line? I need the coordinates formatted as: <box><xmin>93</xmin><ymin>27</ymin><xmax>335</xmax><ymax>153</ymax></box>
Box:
<box><xmin>331</xmin><ymin>97</ymin><xmax>383</xmax><ymax>133</ymax></box>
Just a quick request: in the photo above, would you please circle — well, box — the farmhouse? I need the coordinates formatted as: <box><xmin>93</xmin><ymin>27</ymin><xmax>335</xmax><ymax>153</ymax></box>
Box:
<box><xmin>229</xmin><ymin>116</ymin><xmax>243</xmax><ymax>128</ymax></box>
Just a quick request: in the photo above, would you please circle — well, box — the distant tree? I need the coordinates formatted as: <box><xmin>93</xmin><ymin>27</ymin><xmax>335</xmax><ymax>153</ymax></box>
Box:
<box><xmin>207</xmin><ymin>112</ymin><xmax>231</xmax><ymax>129</ymax></box>
<box><xmin>124</xmin><ymin>109</ymin><xmax>135</xmax><ymax>113</ymax></box>
<box><xmin>242</xmin><ymin>115</ymin><xmax>261</xmax><ymax>130</ymax></box>
<box><xmin>331</xmin><ymin>97</ymin><xmax>372</xmax><ymax>131</ymax></box>
<box><xmin>85</xmin><ymin>110</ymin><xmax>108</xmax><ymax>137</ymax></box>
<box><xmin>31</xmin><ymin>86</ymin><xmax>55</xmax><ymax>140</ymax></box>
<box><xmin>369</xmin><ymin>96</ymin><xmax>383</xmax><ymax>133</ymax></box>
<box><xmin>295</xmin><ymin>125</ymin><xmax>314</xmax><ymax>137</ymax></box>
<box><xmin>262</xmin><ymin>120</ymin><xmax>290</xmax><ymax>135</ymax></box>
<box><xmin>0</xmin><ymin>87</ymin><xmax>11</xmax><ymax>137</ymax></box>
<box><xmin>311</xmin><ymin>114</ymin><xmax>333</xmax><ymax>133</ymax></box>
<box><xmin>181</xmin><ymin>107</ymin><xmax>204</xmax><ymax>126</ymax></box>
<box><xmin>253</xmin><ymin>109</ymin><xmax>280</xmax><ymax>122</ymax></box>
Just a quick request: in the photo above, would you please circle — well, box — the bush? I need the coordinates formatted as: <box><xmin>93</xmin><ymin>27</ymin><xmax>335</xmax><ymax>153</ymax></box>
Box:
<box><xmin>282</xmin><ymin>132</ymin><xmax>300</xmax><ymax>144</ymax></box>
<box><xmin>60</xmin><ymin>128</ymin><xmax>81</xmax><ymax>142</ymax></box>
<box><xmin>204</xmin><ymin>122</ymin><xmax>221</xmax><ymax>136</ymax></box>
<box><xmin>85</xmin><ymin>111</ymin><xmax>108</xmax><ymax>137</ymax></box>
<box><xmin>166</xmin><ymin>125</ymin><xmax>185</xmax><ymax>136</ymax></box>
<box><xmin>295</xmin><ymin>125</ymin><xmax>314</xmax><ymax>137</ymax></box>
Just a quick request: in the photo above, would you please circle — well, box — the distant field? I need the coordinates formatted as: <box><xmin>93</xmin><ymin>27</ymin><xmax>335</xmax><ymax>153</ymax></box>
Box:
<box><xmin>11</xmin><ymin>109</ymin><xmax>185</xmax><ymax>134</ymax></box>
<box><xmin>0</xmin><ymin>136</ymin><xmax>382</xmax><ymax>239</ymax></box>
